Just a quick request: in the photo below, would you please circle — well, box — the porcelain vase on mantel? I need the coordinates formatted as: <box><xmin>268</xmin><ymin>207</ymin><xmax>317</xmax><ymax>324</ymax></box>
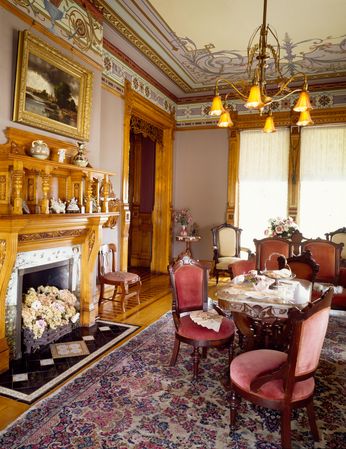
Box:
<box><xmin>180</xmin><ymin>225</ymin><xmax>188</xmax><ymax>236</ymax></box>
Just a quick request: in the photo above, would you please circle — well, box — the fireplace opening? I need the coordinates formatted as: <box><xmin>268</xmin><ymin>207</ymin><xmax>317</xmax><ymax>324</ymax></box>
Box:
<box><xmin>14</xmin><ymin>259</ymin><xmax>74</xmax><ymax>359</ymax></box>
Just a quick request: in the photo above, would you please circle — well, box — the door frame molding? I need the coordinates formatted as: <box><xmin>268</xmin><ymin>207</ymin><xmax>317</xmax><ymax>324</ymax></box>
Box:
<box><xmin>121</xmin><ymin>81</ymin><xmax>175</xmax><ymax>273</ymax></box>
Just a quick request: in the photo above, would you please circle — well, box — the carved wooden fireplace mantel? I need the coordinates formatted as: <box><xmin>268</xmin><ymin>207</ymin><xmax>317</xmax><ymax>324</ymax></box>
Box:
<box><xmin>0</xmin><ymin>128</ymin><xmax>120</xmax><ymax>373</ymax></box>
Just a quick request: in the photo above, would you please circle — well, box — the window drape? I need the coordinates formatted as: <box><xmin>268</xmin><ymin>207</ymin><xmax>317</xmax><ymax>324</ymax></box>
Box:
<box><xmin>239</xmin><ymin>128</ymin><xmax>290</xmax><ymax>250</ymax></box>
<box><xmin>300</xmin><ymin>126</ymin><xmax>346</xmax><ymax>238</ymax></box>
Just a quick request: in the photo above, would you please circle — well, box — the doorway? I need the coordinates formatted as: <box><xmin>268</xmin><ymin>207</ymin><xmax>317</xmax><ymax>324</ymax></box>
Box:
<box><xmin>120</xmin><ymin>81</ymin><xmax>175</xmax><ymax>273</ymax></box>
<box><xmin>128</xmin><ymin>132</ymin><xmax>156</xmax><ymax>269</ymax></box>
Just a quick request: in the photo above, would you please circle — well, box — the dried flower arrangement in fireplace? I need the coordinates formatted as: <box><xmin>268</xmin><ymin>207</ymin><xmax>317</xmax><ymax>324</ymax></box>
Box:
<box><xmin>22</xmin><ymin>285</ymin><xmax>79</xmax><ymax>339</ymax></box>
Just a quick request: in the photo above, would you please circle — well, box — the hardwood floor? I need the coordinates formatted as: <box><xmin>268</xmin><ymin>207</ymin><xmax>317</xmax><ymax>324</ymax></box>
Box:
<box><xmin>0</xmin><ymin>273</ymin><xmax>172</xmax><ymax>431</ymax></box>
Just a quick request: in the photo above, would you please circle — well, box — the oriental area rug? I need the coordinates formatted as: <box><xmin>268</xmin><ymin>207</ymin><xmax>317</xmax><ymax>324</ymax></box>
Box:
<box><xmin>0</xmin><ymin>313</ymin><xmax>345</xmax><ymax>449</ymax></box>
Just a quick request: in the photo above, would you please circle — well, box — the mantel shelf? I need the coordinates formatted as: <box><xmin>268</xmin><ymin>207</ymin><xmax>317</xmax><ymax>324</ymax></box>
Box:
<box><xmin>3</xmin><ymin>153</ymin><xmax>116</xmax><ymax>177</ymax></box>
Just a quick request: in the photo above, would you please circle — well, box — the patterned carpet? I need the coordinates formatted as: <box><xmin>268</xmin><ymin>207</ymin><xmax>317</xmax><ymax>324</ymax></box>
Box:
<box><xmin>0</xmin><ymin>313</ymin><xmax>345</xmax><ymax>449</ymax></box>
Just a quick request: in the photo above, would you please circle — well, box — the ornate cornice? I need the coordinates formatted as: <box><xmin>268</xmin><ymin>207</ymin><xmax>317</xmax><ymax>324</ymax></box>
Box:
<box><xmin>90</xmin><ymin>0</ymin><xmax>191</xmax><ymax>93</ymax></box>
<box><xmin>104</xmin><ymin>39</ymin><xmax>177</xmax><ymax>102</ymax></box>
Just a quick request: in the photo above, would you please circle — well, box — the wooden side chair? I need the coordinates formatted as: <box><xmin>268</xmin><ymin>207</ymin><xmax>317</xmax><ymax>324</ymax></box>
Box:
<box><xmin>229</xmin><ymin>287</ymin><xmax>333</xmax><ymax>449</ymax></box>
<box><xmin>211</xmin><ymin>223</ymin><xmax>251</xmax><ymax>283</ymax></box>
<box><xmin>277</xmin><ymin>249</ymin><xmax>319</xmax><ymax>285</ymax></box>
<box><xmin>253</xmin><ymin>237</ymin><xmax>293</xmax><ymax>272</ymax></box>
<box><xmin>168</xmin><ymin>255</ymin><xmax>235</xmax><ymax>380</ymax></box>
<box><xmin>98</xmin><ymin>244</ymin><xmax>141</xmax><ymax>311</ymax></box>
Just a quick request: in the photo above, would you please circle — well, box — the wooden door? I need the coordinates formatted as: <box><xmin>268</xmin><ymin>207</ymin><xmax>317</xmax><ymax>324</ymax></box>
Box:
<box><xmin>128</xmin><ymin>133</ymin><xmax>156</xmax><ymax>268</ymax></box>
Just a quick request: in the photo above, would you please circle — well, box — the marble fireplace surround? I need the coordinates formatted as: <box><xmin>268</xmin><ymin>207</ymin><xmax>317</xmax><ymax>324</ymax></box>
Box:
<box><xmin>6</xmin><ymin>246</ymin><xmax>80</xmax><ymax>360</ymax></box>
<box><xmin>0</xmin><ymin>214</ymin><xmax>113</xmax><ymax>373</ymax></box>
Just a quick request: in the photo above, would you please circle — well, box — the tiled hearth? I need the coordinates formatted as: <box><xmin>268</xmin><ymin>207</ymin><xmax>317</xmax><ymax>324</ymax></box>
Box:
<box><xmin>0</xmin><ymin>320</ymin><xmax>138</xmax><ymax>403</ymax></box>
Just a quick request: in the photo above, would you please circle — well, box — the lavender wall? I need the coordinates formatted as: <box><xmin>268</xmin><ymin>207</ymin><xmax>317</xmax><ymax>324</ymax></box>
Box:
<box><xmin>173</xmin><ymin>129</ymin><xmax>229</xmax><ymax>261</ymax></box>
<box><xmin>0</xmin><ymin>8</ymin><xmax>102</xmax><ymax>168</ymax></box>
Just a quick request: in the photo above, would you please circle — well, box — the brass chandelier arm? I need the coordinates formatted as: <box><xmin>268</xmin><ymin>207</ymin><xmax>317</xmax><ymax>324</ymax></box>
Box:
<box><xmin>215</xmin><ymin>78</ymin><xmax>248</xmax><ymax>101</ymax></box>
<box><xmin>272</xmin><ymin>72</ymin><xmax>308</xmax><ymax>99</ymax></box>
<box><xmin>269</xmin><ymin>89</ymin><xmax>303</xmax><ymax>105</ymax></box>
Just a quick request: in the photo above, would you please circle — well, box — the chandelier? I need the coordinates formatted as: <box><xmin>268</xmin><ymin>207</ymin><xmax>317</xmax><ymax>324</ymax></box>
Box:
<box><xmin>209</xmin><ymin>0</ymin><xmax>313</xmax><ymax>132</ymax></box>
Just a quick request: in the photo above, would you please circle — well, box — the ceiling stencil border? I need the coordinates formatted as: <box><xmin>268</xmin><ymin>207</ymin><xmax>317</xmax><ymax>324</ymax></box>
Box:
<box><xmin>89</xmin><ymin>0</ymin><xmax>192</xmax><ymax>93</ymax></box>
<box><xmin>6</xmin><ymin>0</ymin><xmax>103</xmax><ymax>65</ymax></box>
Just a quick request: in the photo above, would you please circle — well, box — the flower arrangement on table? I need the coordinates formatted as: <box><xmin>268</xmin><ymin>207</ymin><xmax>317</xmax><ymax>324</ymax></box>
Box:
<box><xmin>173</xmin><ymin>208</ymin><xmax>192</xmax><ymax>235</ymax></box>
<box><xmin>22</xmin><ymin>286</ymin><xmax>79</xmax><ymax>339</ymax></box>
<box><xmin>242</xmin><ymin>270</ymin><xmax>274</xmax><ymax>291</ymax></box>
<box><xmin>264</xmin><ymin>216</ymin><xmax>299</xmax><ymax>238</ymax></box>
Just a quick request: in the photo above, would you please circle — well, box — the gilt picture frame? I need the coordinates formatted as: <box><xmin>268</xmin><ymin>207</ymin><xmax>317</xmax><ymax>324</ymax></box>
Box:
<box><xmin>13</xmin><ymin>30</ymin><xmax>93</xmax><ymax>141</ymax></box>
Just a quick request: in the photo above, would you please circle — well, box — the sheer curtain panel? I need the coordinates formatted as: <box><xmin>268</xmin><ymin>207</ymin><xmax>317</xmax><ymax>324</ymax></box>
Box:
<box><xmin>239</xmin><ymin>128</ymin><xmax>290</xmax><ymax>250</ymax></box>
<box><xmin>300</xmin><ymin>126</ymin><xmax>346</xmax><ymax>238</ymax></box>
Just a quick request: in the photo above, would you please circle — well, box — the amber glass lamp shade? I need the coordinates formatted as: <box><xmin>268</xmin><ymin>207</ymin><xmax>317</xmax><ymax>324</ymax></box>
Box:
<box><xmin>209</xmin><ymin>95</ymin><xmax>224</xmax><ymax>116</ymax></box>
<box><xmin>293</xmin><ymin>90</ymin><xmax>312</xmax><ymax>112</ymax></box>
<box><xmin>244</xmin><ymin>85</ymin><xmax>264</xmax><ymax>110</ymax></box>
<box><xmin>297</xmin><ymin>110</ymin><xmax>314</xmax><ymax>126</ymax></box>
<box><xmin>217</xmin><ymin>110</ymin><xmax>233</xmax><ymax>128</ymax></box>
<box><xmin>263</xmin><ymin>114</ymin><xmax>276</xmax><ymax>133</ymax></box>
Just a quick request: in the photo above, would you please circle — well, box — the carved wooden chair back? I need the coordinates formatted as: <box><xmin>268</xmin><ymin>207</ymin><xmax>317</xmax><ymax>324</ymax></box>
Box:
<box><xmin>169</xmin><ymin>255</ymin><xmax>209</xmax><ymax>317</ymax></box>
<box><xmin>277</xmin><ymin>249</ymin><xmax>320</xmax><ymax>284</ymax></box>
<box><xmin>325</xmin><ymin>227</ymin><xmax>346</xmax><ymax>265</ymax></box>
<box><xmin>211</xmin><ymin>223</ymin><xmax>243</xmax><ymax>283</ymax></box>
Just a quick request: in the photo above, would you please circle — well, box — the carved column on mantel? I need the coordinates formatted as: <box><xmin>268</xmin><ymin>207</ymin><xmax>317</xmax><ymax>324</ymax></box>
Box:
<box><xmin>0</xmin><ymin>229</ymin><xmax>21</xmax><ymax>373</ymax></box>
<box><xmin>12</xmin><ymin>160</ymin><xmax>25</xmax><ymax>215</ymax></box>
<box><xmin>40</xmin><ymin>167</ymin><xmax>51</xmax><ymax>214</ymax></box>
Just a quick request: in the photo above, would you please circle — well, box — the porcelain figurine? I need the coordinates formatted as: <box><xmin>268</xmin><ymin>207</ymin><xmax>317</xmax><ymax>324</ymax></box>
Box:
<box><xmin>30</xmin><ymin>140</ymin><xmax>50</xmax><ymax>160</ymax></box>
<box><xmin>66</xmin><ymin>197</ymin><xmax>80</xmax><ymax>213</ymax></box>
<box><xmin>50</xmin><ymin>198</ymin><xmax>66</xmax><ymax>214</ymax></box>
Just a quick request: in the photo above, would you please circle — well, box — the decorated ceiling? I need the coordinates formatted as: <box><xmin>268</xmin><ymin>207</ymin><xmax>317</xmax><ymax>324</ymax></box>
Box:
<box><xmin>102</xmin><ymin>0</ymin><xmax>346</xmax><ymax>97</ymax></box>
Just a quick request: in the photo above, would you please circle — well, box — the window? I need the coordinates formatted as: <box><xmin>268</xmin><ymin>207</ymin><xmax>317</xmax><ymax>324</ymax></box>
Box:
<box><xmin>300</xmin><ymin>126</ymin><xmax>346</xmax><ymax>238</ymax></box>
<box><xmin>238</xmin><ymin>128</ymin><xmax>290</xmax><ymax>250</ymax></box>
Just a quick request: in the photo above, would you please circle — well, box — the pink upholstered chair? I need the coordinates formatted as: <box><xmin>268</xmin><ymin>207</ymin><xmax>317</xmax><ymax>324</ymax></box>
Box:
<box><xmin>253</xmin><ymin>237</ymin><xmax>293</xmax><ymax>272</ymax></box>
<box><xmin>169</xmin><ymin>255</ymin><xmax>235</xmax><ymax>380</ymax></box>
<box><xmin>301</xmin><ymin>238</ymin><xmax>343</xmax><ymax>285</ymax></box>
<box><xmin>228</xmin><ymin>259</ymin><xmax>256</xmax><ymax>277</ymax></box>
<box><xmin>98</xmin><ymin>244</ymin><xmax>141</xmax><ymax>311</ymax></box>
<box><xmin>229</xmin><ymin>287</ymin><xmax>333</xmax><ymax>449</ymax></box>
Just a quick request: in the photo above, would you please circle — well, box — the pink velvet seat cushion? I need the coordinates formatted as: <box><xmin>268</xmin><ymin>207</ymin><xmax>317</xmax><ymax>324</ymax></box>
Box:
<box><xmin>231</xmin><ymin>349</ymin><xmax>314</xmax><ymax>401</ymax></box>
<box><xmin>102</xmin><ymin>271</ymin><xmax>140</xmax><ymax>283</ymax></box>
<box><xmin>177</xmin><ymin>315</ymin><xmax>235</xmax><ymax>340</ymax></box>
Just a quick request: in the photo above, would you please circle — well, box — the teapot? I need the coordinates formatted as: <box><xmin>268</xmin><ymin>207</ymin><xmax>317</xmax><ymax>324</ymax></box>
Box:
<box><xmin>30</xmin><ymin>140</ymin><xmax>50</xmax><ymax>160</ymax></box>
<box><xmin>72</xmin><ymin>142</ymin><xmax>89</xmax><ymax>167</ymax></box>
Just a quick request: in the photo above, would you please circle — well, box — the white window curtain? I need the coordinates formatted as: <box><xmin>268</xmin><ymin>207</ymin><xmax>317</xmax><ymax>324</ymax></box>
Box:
<box><xmin>300</xmin><ymin>126</ymin><xmax>346</xmax><ymax>238</ymax></box>
<box><xmin>238</xmin><ymin>128</ymin><xmax>290</xmax><ymax>250</ymax></box>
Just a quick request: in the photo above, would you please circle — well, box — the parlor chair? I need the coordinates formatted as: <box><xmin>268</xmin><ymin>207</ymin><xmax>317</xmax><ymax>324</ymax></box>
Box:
<box><xmin>253</xmin><ymin>237</ymin><xmax>293</xmax><ymax>272</ymax></box>
<box><xmin>301</xmin><ymin>238</ymin><xmax>343</xmax><ymax>285</ymax></box>
<box><xmin>325</xmin><ymin>228</ymin><xmax>346</xmax><ymax>301</ymax></box>
<box><xmin>211</xmin><ymin>223</ymin><xmax>251</xmax><ymax>283</ymax></box>
<box><xmin>98</xmin><ymin>244</ymin><xmax>141</xmax><ymax>311</ymax></box>
<box><xmin>325</xmin><ymin>227</ymin><xmax>346</xmax><ymax>267</ymax></box>
<box><xmin>168</xmin><ymin>255</ymin><xmax>235</xmax><ymax>380</ymax></box>
<box><xmin>229</xmin><ymin>287</ymin><xmax>333</xmax><ymax>449</ymax></box>
<box><xmin>277</xmin><ymin>250</ymin><xmax>319</xmax><ymax>286</ymax></box>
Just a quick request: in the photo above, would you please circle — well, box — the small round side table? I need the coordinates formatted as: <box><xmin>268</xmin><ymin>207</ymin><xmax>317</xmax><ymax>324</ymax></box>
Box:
<box><xmin>175</xmin><ymin>235</ymin><xmax>201</xmax><ymax>259</ymax></box>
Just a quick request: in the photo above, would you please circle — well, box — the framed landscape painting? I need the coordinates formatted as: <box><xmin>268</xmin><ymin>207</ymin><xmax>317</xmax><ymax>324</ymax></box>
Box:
<box><xmin>13</xmin><ymin>30</ymin><xmax>93</xmax><ymax>141</ymax></box>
